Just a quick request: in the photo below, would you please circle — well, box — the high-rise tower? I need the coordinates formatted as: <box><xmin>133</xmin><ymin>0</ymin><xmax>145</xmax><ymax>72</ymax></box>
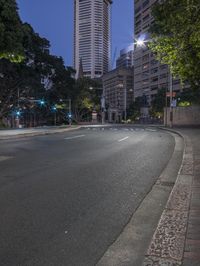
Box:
<box><xmin>134</xmin><ymin>0</ymin><xmax>181</xmax><ymax>104</ymax></box>
<box><xmin>74</xmin><ymin>0</ymin><xmax>112</xmax><ymax>79</ymax></box>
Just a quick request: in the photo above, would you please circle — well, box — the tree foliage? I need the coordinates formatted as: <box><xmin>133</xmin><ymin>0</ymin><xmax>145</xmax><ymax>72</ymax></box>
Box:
<box><xmin>72</xmin><ymin>77</ymin><xmax>101</xmax><ymax>122</ymax></box>
<box><xmin>0</xmin><ymin>0</ymin><xmax>25</xmax><ymax>62</ymax></box>
<box><xmin>149</xmin><ymin>0</ymin><xmax>200</xmax><ymax>90</ymax></box>
<box><xmin>151</xmin><ymin>88</ymin><xmax>166</xmax><ymax>113</ymax></box>
<box><xmin>0</xmin><ymin>0</ymin><xmax>101</xmax><ymax>126</ymax></box>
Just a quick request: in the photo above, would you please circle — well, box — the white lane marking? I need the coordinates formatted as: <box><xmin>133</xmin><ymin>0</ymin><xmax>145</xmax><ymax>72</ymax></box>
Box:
<box><xmin>64</xmin><ymin>135</ymin><xmax>85</xmax><ymax>140</ymax></box>
<box><xmin>118</xmin><ymin>136</ymin><xmax>129</xmax><ymax>142</ymax></box>
<box><xmin>146</xmin><ymin>128</ymin><xmax>157</xmax><ymax>132</ymax></box>
<box><xmin>0</xmin><ymin>156</ymin><xmax>13</xmax><ymax>162</ymax></box>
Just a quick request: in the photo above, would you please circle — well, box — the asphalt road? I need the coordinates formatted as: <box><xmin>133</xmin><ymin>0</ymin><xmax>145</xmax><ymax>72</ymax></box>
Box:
<box><xmin>0</xmin><ymin>126</ymin><xmax>175</xmax><ymax>266</ymax></box>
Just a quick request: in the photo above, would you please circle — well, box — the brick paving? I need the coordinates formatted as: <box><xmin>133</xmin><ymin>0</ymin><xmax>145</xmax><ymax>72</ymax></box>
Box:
<box><xmin>144</xmin><ymin>129</ymin><xmax>200</xmax><ymax>266</ymax></box>
<box><xmin>182</xmin><ymin>141</ymin><xmax>200</xmax><ymax>266</ymax></box>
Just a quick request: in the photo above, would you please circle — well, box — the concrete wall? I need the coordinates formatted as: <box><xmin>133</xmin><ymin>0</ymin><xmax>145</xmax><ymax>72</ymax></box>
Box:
<box><xmin>164</xmin><ymin>106</ymin><xmax>200</xmax><ymax>126</ymax></box>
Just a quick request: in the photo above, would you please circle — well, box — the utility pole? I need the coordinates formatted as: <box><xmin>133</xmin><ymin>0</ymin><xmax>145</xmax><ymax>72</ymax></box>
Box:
<box><xmin>169</xmin><ymin>73</ymin><xmax>173</xmax><ymax>128</ymax></box>
<box><xmin>101</xmin><ymin>93</ymin><xmax>105</xmax><ymax>124</ymax></box>
<box><xmin>15</xmin><ymin>87</ymin><xmax>20</xmax><ymax>128</ymax></box>
<box><xmin>124</xmin><ymin>86</ymin><xmax>127</xmax><ymax>121</ymax></box>
<box><xmin>69</xmin><ymin>98</ymin><xmax>72</xmax><ymax>126</ymax></box>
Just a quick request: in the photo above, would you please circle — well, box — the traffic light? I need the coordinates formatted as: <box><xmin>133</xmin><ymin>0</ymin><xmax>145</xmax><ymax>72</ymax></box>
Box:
<box><xmin>16</xmin><ymin>110</ymin><xmax>21</xmax><ymax>116</ymax></box>
<box><xmin>52</xmin><ymin>106</ymin><xmax>57</xmax><ymax>112</ymax></box>
<box><xmin>39</xmin><ymin>100</ymin><xmax>45</xmax><ymax>106</ymax></box>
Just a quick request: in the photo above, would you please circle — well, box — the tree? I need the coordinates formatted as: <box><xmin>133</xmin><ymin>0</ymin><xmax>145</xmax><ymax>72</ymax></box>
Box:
<box><xmin>0</xmin><ymin>23</ymin><xmax>54</xmax><ymax>123</ymax></box>
<box><xmin>150</xmin><ymin>88</ymin><xmax>167</xmax><ymax>119</ymax></box>
<box><xmin>176</xmin><ymin>88</ymin><xmax>200</xmax><ymax>105</ymax></box>
<box><xmin>149</xmin><ymin>0</ymin><xmax>200</xmax><ymax>90</ymax></box>
<box><xmin>0</xmin><ymin>0</ymin><xmax>24</xmax><ymax>62</ymax></box>
<box><xmin>72</xmin><ymin>77</ymin><xmax>101</xmax><ymax>122</ymax></box>
<box><xmin>127</xmin><ymin>97</ymin><xmax>141</xmax><ymax>121</ymax></box>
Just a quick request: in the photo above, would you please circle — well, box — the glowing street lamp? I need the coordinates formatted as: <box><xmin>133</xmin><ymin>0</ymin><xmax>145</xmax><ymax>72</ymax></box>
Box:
<box><xmin>136</xmin><ymin>39</ymin><xmax>145</xmax><ymax>46</ymax></box>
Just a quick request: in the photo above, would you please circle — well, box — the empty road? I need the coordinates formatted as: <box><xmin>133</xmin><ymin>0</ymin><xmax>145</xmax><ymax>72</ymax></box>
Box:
<box><xmin>0</xmin><ymin>126</ymin><xmax>175</xmax><ymax>266</ymax></box>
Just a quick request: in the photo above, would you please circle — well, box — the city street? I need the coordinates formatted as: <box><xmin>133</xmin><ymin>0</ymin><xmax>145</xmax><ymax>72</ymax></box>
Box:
<box><xmin>0</xmin><ymin>126</ymin><xmax>175</xmax><ymax>266</ymax></box>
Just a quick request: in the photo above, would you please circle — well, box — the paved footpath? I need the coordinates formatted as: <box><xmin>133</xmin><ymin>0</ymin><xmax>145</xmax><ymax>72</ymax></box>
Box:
<box><xmin>143</xmin><ymin>128</ymin><xmax>200</xmax><ymax>266</ymax></box>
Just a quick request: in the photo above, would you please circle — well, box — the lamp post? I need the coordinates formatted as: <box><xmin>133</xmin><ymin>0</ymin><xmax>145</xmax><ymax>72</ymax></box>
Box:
<box><xmin>169</xmin><ymin>72</ymin><xmax>173</xmax><ymax>128</ymax></box>
<box><xmin>52</xmin><ymin>106</ymin><xmax>57</xmax><ymax>126</ymax></box>
<box><xmin>59</xmin><ymin>98</ymin><xmax>72</xmax><ymax>126</ymax></box>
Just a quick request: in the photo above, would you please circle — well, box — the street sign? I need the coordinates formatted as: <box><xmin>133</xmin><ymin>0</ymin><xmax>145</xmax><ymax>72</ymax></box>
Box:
<box><xmin>166</xmin><ymin>92</ymin><xmax>176</xmax><ymax>97</ymax></box>
<box><xmin>171</xmin><ymin>99</ymin><xmax>177</xmax><ymax>107</ymax></box>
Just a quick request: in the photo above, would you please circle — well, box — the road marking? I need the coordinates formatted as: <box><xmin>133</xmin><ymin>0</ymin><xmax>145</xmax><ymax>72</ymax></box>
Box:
<box><xmin>0</xmin><ymin>156</ymin><xmax>13</xmax><ymax>162</ymax></box>
<box><xmin>118</xmin><ymin>136</ymin><xmax>129</xmax><ymax>142</ymax></box>
<box><xmin>146</xmin><ymin>128</ymin><xmax>157</xmax><ymax>132</ymax></box>
<box><xmin>64</xmin><ymin>135</ymin><xmax>85</xmax><ymax>140</ymax></box>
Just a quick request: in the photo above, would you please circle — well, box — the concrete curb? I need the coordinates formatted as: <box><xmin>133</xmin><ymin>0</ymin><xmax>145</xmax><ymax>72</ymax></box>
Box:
<box><xmin>96</xmin><ymin>129</ymin><xmax>184</xmax><ymax>266</ymax></box>
<box><xmin>0</xmin><ymin>126</ymin><xmax>81</xmax><ymax>140</ymax></box>
<box><xmin>143</xmin><ymin>128</ymin><xmax>194</xmax><ymax>265</ymax></box>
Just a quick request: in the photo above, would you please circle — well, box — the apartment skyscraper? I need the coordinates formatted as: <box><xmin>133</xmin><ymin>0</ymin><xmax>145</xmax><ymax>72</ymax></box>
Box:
<box><xmin>134</xmin><ymin>0</ymin><xmax>181</xmax><ymax>105</ymax></box>
<box><xmin>74</xmin><ymin>0</ymin><xmax>112</xmax><ymax>79</ymax></box>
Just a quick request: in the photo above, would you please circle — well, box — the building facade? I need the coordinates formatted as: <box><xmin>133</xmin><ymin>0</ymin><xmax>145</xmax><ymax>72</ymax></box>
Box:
<box><xmin>116</xmin><ymin>45</ymin><xmax>134</xmax><ymax>69</ymax></box>
<box><xmin>74</xmin><ymin>0</ymin><xmax>112</xmax><ymax>79</ymax></box>
<box><xmin>102</xmin><ymin>67</ymin><xmax>134</xmax><ymax>122</ymax></box>
<box><xmin>134</xmin><ymin>0</ymin><xmax>181</xmax><ymax>106</ymax></box>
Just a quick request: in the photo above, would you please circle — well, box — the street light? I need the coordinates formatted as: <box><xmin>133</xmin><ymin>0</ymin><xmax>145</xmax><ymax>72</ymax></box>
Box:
<box><xmin>169</xmin><ymin>72</ymin><xmax>173</xmax><ymax>128</ymax></box>
<box><xmin>135</xmin><ymin>36</ymin><xmax>173</xmax><ymax>127</ymax></box>
<box><xmin>59</xmin><ymin>98</ymin><xmax>72</xmax><ymax>126</ymax></box>
<box><xmin>52</xmin><ymin>106</ymin><xmax>57</xmax><ymax>125</ymax></box>
<box><xmin>136</xmin><ymin>39</ymin><xmax>145</xmax><ymax>46</ymax></box>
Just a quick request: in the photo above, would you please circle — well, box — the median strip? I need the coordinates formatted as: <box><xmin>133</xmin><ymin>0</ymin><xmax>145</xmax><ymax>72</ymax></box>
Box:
<box><xmin>64</xmin><ymin>135</ymin><xmax>85</xmax><ymax>140</ymax></box>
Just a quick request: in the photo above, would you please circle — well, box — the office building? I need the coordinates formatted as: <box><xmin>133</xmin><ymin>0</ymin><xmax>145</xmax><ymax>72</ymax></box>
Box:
<box><xmin>134</xmin><ymin>0</ymin><xmax>181</xmax><ymax>106</ymax></box>
<box><xmin>74</xmin><ymin>0</ymin><xmax>112</xmax><ymax>79</ymax></box>
<box><xmin>116</xmin><ymin>45</ymin><xmax>134</xmax><ymax>69</ymax></box>
<box><xmin>102</xmin><ymin>67</ymin><xmax>134</xmax><ymax>122</ymax></box>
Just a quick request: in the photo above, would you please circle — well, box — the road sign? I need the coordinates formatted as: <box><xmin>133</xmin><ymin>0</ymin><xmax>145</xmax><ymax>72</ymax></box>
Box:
<box><xmin>166</xmin><ymin>92</ymin><xmax>176</xmax><ymax>97</ymax></box>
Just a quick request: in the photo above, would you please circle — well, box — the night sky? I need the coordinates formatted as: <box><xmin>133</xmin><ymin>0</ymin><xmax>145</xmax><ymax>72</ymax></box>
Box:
<box><xmin>16</xmin><ymin>0</ymin><xmax>133</xmax><ymax>67</ymax></box>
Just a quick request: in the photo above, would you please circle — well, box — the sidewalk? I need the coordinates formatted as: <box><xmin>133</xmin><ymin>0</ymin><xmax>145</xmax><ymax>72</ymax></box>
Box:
<box><xmin>97</xmin><ymin>127</ymin><xmax>200</xmax><ymax>266</ymax></box>
<box><xmin>0</xmin><ymin>125</ymin><xmax>81</xmax><ymax>139</ymax></box>
<box><xmin>143</xmin><ymin>127</ymin><xmax>200</xmax><ymax>266</ymax></box>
